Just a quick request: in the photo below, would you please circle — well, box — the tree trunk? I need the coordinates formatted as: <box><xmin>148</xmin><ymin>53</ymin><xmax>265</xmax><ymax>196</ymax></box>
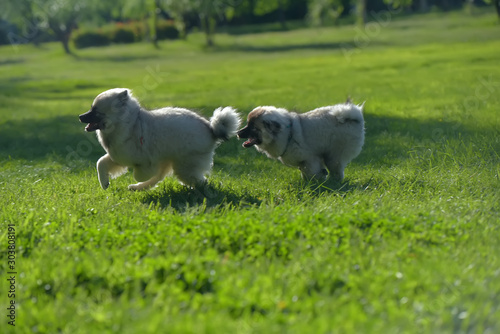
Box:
<box><xmin>61</xmin><ymin>33</ymin><xmax>71</xmax><ymax>54</ymax></box>
<box><xmin>357</xmin><ymin>0</ymin><xmax>366</xmax><ymax>26</ymax></box>
<box><xmin>19</xmin><ymin>3</ymin><xmax>41</xmax><ymax>46</ymax></box>
<box><xmin>419</xmin><ymin>0</ymin><xmax>429</xmax><ymax>12</ymax></box>
<box><xmin>143</xmin><ymin>14</ymin><xmax>150</xmax><ymax>42</ymax></box>
<box><xmin>48</xmin><ymin>18</ymin><xmax>74</xmax><ymax>54</ymax></box>
<box><xmin>178</xmin><ymin>14</ymin><xmax>187</xmax><ymax>39</ymax></box>
<box><xmin>201</xmin><ymin>15</ymin><xmax>215</xmax><ymax>47</ymax></box>
<box><xmin>206</xmin><ymin>34</ymin><xmax>214</xmax><ymax>47</ymax></box>
<box><xmin>494</xmin><ymin>0</ymin><xmax>500</xmax><ymax>20</ymax></box>
<box><xmin>441</xmin><ymin>0</ymin><xmax>450</xmax><ymax>11</ymax></box>
<box><xmin>278</xmin><ymin>0</ymin><xmax>287</xmax><ymax>30</ymax></box>
<box><xmin>152</xmin><ymin>0</ymin><xmax>160</xmax><ymax>48</ymax></box>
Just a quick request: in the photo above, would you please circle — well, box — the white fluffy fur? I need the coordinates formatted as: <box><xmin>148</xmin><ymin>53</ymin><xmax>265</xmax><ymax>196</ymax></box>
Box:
<box><xmin>86</xmin><ymin>88</ymin><xmax>240</xmax><ymax>190</ymax></box>
<box><xmin>210</xmin><ymin>107</ymin><xmax>241</xmax><ymax>140</ymax></box>
<box><xmin>241</xmin><ymin>103</ymin><xmax>365</xmax><ymax>181</ymax></box>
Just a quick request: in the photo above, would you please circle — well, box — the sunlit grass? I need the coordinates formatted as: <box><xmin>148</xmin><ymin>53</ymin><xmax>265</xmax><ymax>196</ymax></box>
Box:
<box><xmin>0</xmin><ymin>10</ymin><xmax>499</xmax><ymax>333</ymax></box>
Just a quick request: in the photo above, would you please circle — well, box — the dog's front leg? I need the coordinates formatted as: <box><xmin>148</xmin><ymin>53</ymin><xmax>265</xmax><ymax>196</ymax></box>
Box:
<box><xmin>97</xmin><ymin>154</ymin><xmax>126</xmax><ymax>190</ymax></box>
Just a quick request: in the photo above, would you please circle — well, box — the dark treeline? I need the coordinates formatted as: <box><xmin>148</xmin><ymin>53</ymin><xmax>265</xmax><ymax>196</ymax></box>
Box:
<box><xmin>0</xmin><ymin>0</ymin><xmax>494</xmax><ymax>53</ymax></box>
<box><xmin>224</xmin><ymin>0</ymin><xmax>476</xmax><ymax>26</ymax></box>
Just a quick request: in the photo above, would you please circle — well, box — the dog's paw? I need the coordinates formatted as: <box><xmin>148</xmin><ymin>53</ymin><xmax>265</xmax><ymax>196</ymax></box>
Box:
<box><xmin>200</xmin><ymin>182</ymin><xmax>219</xmax><ymax>199</ymax></box>
<box><xmin>128</xmin><ymin>183</ymin><xmax>154</xmax><ymax>191</ymax></box>
<box><xmin>101</xmin><ymin>182</ymin><xmax>110</xmax><ymax>190</ymax></box>
<box><xmin>128</xmin><ymin>183</ymin><xmax>142</xmax><ymax>191</ymax></box>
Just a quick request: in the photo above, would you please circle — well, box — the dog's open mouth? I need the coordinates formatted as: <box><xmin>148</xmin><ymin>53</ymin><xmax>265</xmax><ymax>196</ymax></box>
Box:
<box><xmin>85</xmin><ymin>123</ymin><xmax>100</xmax><ymax>132</ymax></box>
<box><xmin>243</xmin><ymin>137</ymin><xmax>259</xmax><ymax>148</ymax></box>
<box><xmin>79</xmin><ymin>108</ymin><xmax>102</xmax><ymax>132</ymax></box>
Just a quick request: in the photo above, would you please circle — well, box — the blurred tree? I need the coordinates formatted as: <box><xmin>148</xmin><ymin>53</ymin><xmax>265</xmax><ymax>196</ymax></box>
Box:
<box><xmin>0</xmin><ymin>0</ymin><xmax>40</xmax><ymax>45</ymax></box>
<box><xmin>356</xmin><ymin>0</ymin><xmax>367</xmax><ymax>25</ymax></box>
<box><xmin>484</xmin><ymin>0</ymin><xmax>500</xmax><ymax>19</ymax></box>
<box><xmin>123</xmin><ymin>0</ymin><xmax>160</xmax><ymax>47</ymax></box>
<box><xmin>385</xmin><ymin>0</ymin><xmax>413</xmax><ymax>11</ymax></box>
<box><xmin>196</xmin><ymin>0</ymin><xmax>224</xmax><ymax>46</ymax></box>
<box><xmin>152</xmin><ymin>0</ymin><xmax>162</xmax><ymax>48</ymax></box>
<box><xmin>3</xmin><ymin>0</ymin><xmax>102</xmax><ymax>54</ymax></box>
<box><xmin>219</xmin><ymin>0</ymin><xmax>308</xmax><ymax>27</ymax></box>
<box><xmin>87</xmin><ymin>0</ymin><xmax>127</xmax><ymax>24</ymax></box>
<box><xmin>418</xmin><ymin>0</ymin><xmax>429</xmax><ymax>12</ymax></box>
<box><xmin>163</xmin><ymin>0</ymin><xmax>194</xmax><ymax>38</ymax></box>
<box><xmin>162</xmin><ymin>0</ymin><xmax>232</xmax><ymax>46</ymax></box>
<box><xmin>277</xmin><ymin>0</ymin><xmax>288</xmax><ymax>28</ymax></box>
<box><xmin>307</xmin><ymin>0</ymin><xmax>344</xmax><ymax>26</ymax></box>
<box><xmin>254</xmin><ymin>0</ymin><xmax>290</xmax><ymax>29</ymax></box>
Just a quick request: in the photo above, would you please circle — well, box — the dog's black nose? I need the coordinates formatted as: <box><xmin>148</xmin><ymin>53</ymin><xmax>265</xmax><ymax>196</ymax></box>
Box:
<box><xmin>237</xmin><ymin>127</ymin><xmax>248</xmax><ymax>138</ymax></box>
<box><xmin>79</xmin><ymin>108</ymin><xmax>99</xmax><ymax>123</ymax></box>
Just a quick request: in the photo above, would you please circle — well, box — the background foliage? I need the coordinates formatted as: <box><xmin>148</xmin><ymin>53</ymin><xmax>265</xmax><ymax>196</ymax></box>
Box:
<box><xmin>0</xmin><ymin>0</ymin><xmax>496</xmax><ymax>53</ymax></box>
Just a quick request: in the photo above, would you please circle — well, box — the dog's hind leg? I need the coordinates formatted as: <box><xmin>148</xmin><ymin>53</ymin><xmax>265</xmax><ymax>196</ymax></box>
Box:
<box><xmin>325</xmin><ymin>156</ymin><xmax>346</xmax><ymax>181</ymax></box>
<box><xmin>132</xmin><ymin>163</ymin><xmax>158</xmax><ymax>182</ymax></box>
<box><xmin>299</xmin><ymin>158</ymin><xmax>327</xmax><ymax>182</ymax></box>
<box><xmin>97</xmin><ymin>154</ymin><xmax>127</xmax><ymax>190</ymax></box>
<box><xmin>128</xmin><ymin>163</ymin><xmax>172</xmax><ymax>191</ymax></box>
<box><xmin>172</xmin><ymin>153</ymin><xmax>213</xmax><ymax>188</ymax></box>
<box><xmin>128</xmin><ymin>174</ymin><xmax>162</xmax><ymax>191</ymax></box>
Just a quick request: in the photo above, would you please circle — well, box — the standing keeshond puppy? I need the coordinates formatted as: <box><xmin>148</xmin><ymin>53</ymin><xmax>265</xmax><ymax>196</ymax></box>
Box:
<box><xmin>237</xmin><ymin>101</ymin><xmax>364</xmax><ymax>181</ymax></box>
<box><xmin>79</xmin><ymin>88</ymin><xmax>240</xmax><ymax>191</ymax></box>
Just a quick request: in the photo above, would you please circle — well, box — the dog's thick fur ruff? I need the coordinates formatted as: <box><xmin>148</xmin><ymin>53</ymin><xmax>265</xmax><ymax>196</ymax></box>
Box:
<box><xmin>79</xmin><ymin>88</ymin><xmax>240</xmax><ymax>190</ymax></box>
<box><xmin>237</xmin><ymin>102</ymin><xmax>364</xmax><ymax>181</ymax></box>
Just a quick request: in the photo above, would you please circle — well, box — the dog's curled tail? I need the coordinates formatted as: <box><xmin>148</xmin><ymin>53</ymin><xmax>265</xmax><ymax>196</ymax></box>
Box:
<box><xmin>210</xmin><ymin>107</ymin><xmax>241</xmax><ymax>141</ymax></box>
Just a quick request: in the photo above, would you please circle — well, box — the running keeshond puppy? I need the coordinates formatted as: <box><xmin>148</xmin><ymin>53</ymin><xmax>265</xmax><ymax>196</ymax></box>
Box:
<box><xmin>237</xmin><ymin>101</ymin><xmax>364</xmax><ymax>181</ymax></box>
<box><xmin>79</xmin><ymin>88</ymin><xmax>240</xmax><ymax>191</ymax></box>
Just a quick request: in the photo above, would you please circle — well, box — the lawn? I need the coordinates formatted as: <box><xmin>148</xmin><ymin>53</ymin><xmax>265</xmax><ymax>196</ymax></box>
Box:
<box><xmin>1</xmin><ymin>10</ymin><xmax>499</xmax><ymax>333</ymax></box>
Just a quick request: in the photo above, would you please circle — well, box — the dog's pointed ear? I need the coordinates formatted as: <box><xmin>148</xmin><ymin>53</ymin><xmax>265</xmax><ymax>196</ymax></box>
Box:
<box><xmin>117</xmin><ymin>89</ymin><xmax>129</xmax><ymax>105</ymax></box>
<box><xmin>264</xmin><ymin>120</ymin><xmax>281</xmax><ymax>134</ymax></box>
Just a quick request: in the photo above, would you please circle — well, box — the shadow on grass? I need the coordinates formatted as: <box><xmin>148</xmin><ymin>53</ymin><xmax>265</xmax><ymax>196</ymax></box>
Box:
<box><xmin>223</xmin><ymin>20</ymin><xmax>307</xmax><ymax>36</ymax></box>
<box><xmin>0</xmin><ymin>111</ymin><xmax>493</xmax><ymax>166</ymax></box>
<box><xmin>0</xmin><ymin>115</ymin><xmax>104</xmax><ymax>165</ymax></box>
<box><xmin>139</xmin><ymin>182</ymin><xmax>261</xmax><ymax>212</ymax></box>
<box><xmin>72</xmin><ymin>53</ymin><xmax>162</xmax><ymax>63</ymax></box>
<box><xmin>289</xmin><ymin>175</ymin><xmax>376</xmax><ymax>200</ymax></box>
<box><xmin>0</xmin><ymin>75</ymin><xmax>103</xmax><ymax>100</ymax></box>
<box><xmin>213</xmin><ymin>40</ymin><xmax>390</xmax><ymax>53</ymax></box>
<box><xmin>214</xmin><ymin>42</ymin><xmax>339</xmax><ymax>53</ymax></box>
<box><xmin>0</xmin><ymin>58</ymin><xmax>25</xmax><ymax>66</ymax></box>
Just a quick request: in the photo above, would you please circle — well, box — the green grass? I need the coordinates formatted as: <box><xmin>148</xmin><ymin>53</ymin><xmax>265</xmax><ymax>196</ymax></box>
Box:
<box><xmin>1</xmin><ymin>10</ymin><xmax>499</xmax><ymax>333</ymax></box>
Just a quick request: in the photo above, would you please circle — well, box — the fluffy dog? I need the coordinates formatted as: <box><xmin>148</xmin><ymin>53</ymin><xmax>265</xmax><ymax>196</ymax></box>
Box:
<box><xmin>237</xmin><ymin>102</ymin><xmax>364</xmax><ymax>181</ymax></box>
<box><xmin>79</xmin><ymin>88</ymin><xmax>240</xmax><ymax>191</ymax></box>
